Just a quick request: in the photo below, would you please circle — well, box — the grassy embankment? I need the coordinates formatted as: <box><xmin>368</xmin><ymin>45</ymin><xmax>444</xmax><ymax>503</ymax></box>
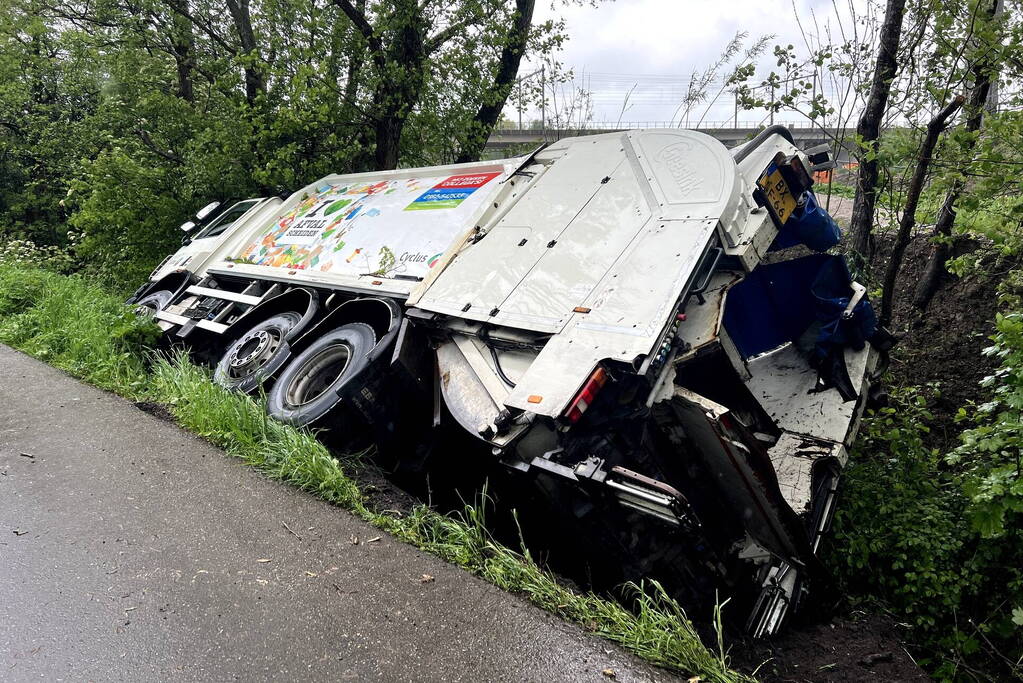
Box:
<box><xmin>0</xmin><ymin>264</ymin><xmax>753</xmax><ymax>683</ymax></box>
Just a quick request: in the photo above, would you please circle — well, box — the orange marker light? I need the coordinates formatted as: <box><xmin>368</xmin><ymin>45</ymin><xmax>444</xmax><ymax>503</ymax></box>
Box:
<box><xmin>527</xmin><ymin>395</ymin><xmax>543</xmax><ymax>404</ymax></box>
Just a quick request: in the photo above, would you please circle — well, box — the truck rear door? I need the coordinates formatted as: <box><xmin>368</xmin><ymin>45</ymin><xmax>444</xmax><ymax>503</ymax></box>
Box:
<box><xmin>415</xmin><ymin>135</ymin><xmax>651</xmax><ymax>333</ymax></box>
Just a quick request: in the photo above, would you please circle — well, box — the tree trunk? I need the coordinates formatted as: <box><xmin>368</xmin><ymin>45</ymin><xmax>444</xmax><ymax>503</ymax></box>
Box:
<box><xmin>225</xmin><ymin>0</ymin><xmax>265</xmax><ymax>105</ymax></box>
<box><xmin>167</xmin><ymin>0</ymin><xmax>196</xmax><ymax>102</ymax></box>
<box><xmin>879</xmin><ymin>96</ymin><xmax>964</xmax><ymax>327</ymax></box>
<box><xmin>455</xmin><ymin>0</ymin><xmax>535</xmax><ymax>163</ymax></box>
<box><xmin>911</xmin><ymin>191</ymin><xmax>960</xmax><ymax>310</ymax></box>
<box><xmin>371</xmin><ymin>0</ymin><xmax>427</xmax><ymax>170</ymax></box>
<box><xmin>340</xmin><ymin>0</ymin><xmax>367</xmax><ymax>109</ymax></box>
<box><xmin>847</xmin><ymin>0</ymin><xmax>907</xmax><ymax>262</ymax></box>
<box><xmin>912</xmin><ymin>0</ymin><xmax>1000</xmax><ymax>312</ymax></box>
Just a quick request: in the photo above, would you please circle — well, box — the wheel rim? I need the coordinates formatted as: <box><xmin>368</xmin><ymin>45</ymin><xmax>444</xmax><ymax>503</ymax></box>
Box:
<box><xmin>283</xmin><ymin>343</ymin><xmax>353</xmax><ymax>407</ymax></box>
<box><xmin>225</xmin><ymin>313</ymin><xmax>300</xmax><ymax>381</ymax></box>
<box><xmin>134</xmin><ymin>303</ymin><xmax>159</xmax><ymax>318</ymax></box>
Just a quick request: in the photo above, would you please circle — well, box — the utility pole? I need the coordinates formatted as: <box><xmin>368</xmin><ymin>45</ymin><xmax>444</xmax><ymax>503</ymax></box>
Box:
<box><xmin>511</xmin><ymin>67</ymin><xmax>544</xmax><ymax>132</ymax></box>
<box><xmin>517</xmin><ymin>79</ymin><xmax>523</xmax><ymax>129</ymax></box>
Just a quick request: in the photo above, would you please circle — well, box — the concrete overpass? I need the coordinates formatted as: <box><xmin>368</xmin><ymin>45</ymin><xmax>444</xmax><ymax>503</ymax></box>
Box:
<box><xmin>485</xmin><ymin>122</ymin><xmax>851</xmax><ymax>156</ymax></box>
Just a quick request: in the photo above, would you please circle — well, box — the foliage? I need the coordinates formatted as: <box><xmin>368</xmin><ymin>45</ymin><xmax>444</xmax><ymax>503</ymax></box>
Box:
<box><xmin>944</xmin><ymin>312</ymin><xmax>1023</xmax><ymax>675</ymax></box>
<box><xmin>827</xmin><ymin>378</ymin><xmax>1023</xmax><ymax>680</ymax></box>
<box><xmin>945</xmin><ymin>111</ymin><xmax>1023</xmax><ymax>286</ymax></box>
<box><xmin>827</xmin><ymin>386</ymin><xmax>976</xmax><ymax>630</ymax></box>
<box><xmin>951</xmin><ymin>313</ymin><xmax>1023</xmax><ymax>538</ymax></box>
<box><xmin>0</xmin><ymin>263</ymin><xmax>751</xmax><ymax>682</ymax></box>
<box><xmin>0</xmin><ymin>265</ymin><xmax>158</xmax><ymax>391</ymax></box>
<box><xmin>0</xmin><ymin>238</ymin><xmax>76</xmax><ymax>273</ymax></box>
<box><xmin>0</xmin><ymin>0</ymin><xmax>572</xmax><ymax>287</ymax></box>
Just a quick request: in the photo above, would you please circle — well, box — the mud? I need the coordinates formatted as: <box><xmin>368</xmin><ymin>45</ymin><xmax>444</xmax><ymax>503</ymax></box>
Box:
<box><xmin>881</xmin><ymin>235</ymin><xmax>1000</xmax><ymax>449</ymax></box>
<box><xmin>730</xmin><ymin>613</ymin><xmax>928</xmax><ymax>682</ymax></box>
<box><xmin>134</xmin><ymin>400</ymin><xmax>177</xmax><ymax>423</ymax></box>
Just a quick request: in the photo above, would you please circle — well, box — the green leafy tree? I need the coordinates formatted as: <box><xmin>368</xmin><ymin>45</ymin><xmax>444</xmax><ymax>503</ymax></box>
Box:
<box><xmin>0</xmin><ymin>0</ymin><xmax>574</xmax><ymax>286</ymax></box>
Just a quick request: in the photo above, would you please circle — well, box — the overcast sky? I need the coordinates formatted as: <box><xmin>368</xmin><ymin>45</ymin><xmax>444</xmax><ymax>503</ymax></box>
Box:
<box><xmin>510</xmin><ymin>0</ymin><xmax>869</xmax><ymax>128</ymax></box>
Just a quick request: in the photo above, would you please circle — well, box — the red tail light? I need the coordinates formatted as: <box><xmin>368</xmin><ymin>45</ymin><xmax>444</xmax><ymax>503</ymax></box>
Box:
<box><xmin>562</xmin><ymin>367</ymin><xmax>608</xmax><ymax>424</ymax></box>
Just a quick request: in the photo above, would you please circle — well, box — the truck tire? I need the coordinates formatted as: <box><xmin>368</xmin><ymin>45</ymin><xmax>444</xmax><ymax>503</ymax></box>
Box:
<box><xmin>266</xmin><ymin>323</ymin><xmax>376</xmax><ymax>427</ymax></box>
<box><xmin>134</xmin><ymin>290</ymin><xmax>173</xmax><ymax>317</ymax></box>
<box><xmin>214</xmin><ymin>312</ymin><xmax>302</xmax><ymax>393</ymax></box>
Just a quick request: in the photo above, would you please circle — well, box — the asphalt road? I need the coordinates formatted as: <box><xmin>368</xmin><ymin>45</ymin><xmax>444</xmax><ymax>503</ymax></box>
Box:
<box><xmin>0</xmin><ymin>345</ymin><xmax>674</xmax><ymax>682</ymax></box>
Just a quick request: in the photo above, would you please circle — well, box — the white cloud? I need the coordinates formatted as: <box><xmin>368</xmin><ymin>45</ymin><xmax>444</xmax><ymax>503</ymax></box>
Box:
<box><xmin>515</xmin><ymin>0</ymin><xmax>869</xmax><ymax>125</ymax></box>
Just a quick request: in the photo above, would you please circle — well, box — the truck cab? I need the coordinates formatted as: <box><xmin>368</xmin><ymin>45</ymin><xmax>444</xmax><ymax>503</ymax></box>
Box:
<box><xmin>130</xmin><ymin>196</ymin><xmax>283</xmax><ymax>314</ymax></box>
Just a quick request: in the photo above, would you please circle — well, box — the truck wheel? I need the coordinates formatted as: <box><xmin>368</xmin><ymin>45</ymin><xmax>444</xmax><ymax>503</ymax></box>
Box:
<box><xmin>214</xmin><ymin>312</ymin><xmax>302</xmax><ymax>393</ymax></box>
<box><xmin>134</xmin><ymin>290</ymin><xmax>172</xmax><ymax>317</ymax></box>
<box><xmin>266</xmin><ymin>323</ymin><xmax>376</xmax><ymax>427</ymax></box>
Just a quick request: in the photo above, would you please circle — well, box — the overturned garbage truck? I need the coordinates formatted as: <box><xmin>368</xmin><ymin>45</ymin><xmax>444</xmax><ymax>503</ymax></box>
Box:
<box><xmin>129</xmin><ymin>126</ymin><xmax>891</xmax><ymax>636</ymax></box>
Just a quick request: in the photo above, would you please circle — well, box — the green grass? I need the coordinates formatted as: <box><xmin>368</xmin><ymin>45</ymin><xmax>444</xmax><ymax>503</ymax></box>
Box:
<box><xmin>822</xmin><ymin>182</ymin><xmax>856</xmax><ymax>200</ymax></box>
<box><xmin>0</xmin><ymin>263</ymin><xmax>754</xmax><ymax>682</ymax></box>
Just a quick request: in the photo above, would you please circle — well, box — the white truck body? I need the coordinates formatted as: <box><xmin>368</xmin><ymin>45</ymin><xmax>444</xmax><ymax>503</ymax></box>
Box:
<box><xmin>132</xmin><ymin>128</ymin><xmax>887</xmax><ymax>636</ymax></box>
<box><xmin>412</xmin><ymin>130</ymin><xmax>773</xmax><ymax>418</ymax></box>
<box><xmin>207</xmin><ymin>159</ymin><xmax>523</xmax><ymax>298</ymax></box>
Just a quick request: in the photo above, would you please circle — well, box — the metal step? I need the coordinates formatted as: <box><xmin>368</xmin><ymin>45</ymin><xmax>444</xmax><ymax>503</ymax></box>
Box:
<box><xmin>185</xmin><ymin>285</ymin><xmax>263</xmax><ymax>306</ymax></box>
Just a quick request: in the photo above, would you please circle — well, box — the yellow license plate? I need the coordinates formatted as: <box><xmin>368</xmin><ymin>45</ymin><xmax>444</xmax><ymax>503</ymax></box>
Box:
<box><xmin>758</xmin><ymin>168</ymin><xmax>798</xmax><ymax>224</ymax></box>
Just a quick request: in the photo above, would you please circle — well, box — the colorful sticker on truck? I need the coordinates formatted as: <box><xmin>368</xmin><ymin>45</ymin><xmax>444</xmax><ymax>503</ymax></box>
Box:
<box><xmin>230</xmin><ymin>168</ymin><xmax>505</xmax><ymax>280</ymax></box>
<box><xmin>404</xmin><ymin>172</ymin><xmax>502</xmax><ymax>211</ymax></box>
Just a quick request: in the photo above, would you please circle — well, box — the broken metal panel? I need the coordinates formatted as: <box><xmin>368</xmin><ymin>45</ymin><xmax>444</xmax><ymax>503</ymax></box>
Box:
<box><xmin>673</xmin><ymin>270</ymin><xmax>750</xmax><ymax>381</ymax></box>
<box><xmin>674</xmin><ymin>271</ymin><xmax>738</xmax><ymax>359</ymax></box>
<box><xmin>768</xmin><ymin>432</ymin><xmax>845</xmax><ymax>515</ymax></box>
<box><xmin>744</xmin><ymin>343</ymin><xmax>876</xmax><ymax>445</ymax></box>
<box><xmin>655</xmin><ymin>386</ymin><xmax>814</xmax><ymax>566</ymax></box>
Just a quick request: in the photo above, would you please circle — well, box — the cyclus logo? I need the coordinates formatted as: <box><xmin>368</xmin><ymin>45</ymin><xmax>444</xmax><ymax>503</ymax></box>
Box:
<box><xmin>657</xmin><ymin>142</ymin><xmax>703</xmax><ymax>197</ymax></box>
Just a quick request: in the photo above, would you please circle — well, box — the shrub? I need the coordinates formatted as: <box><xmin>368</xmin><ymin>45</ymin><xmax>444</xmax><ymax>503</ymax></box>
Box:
<box><xmin>0</xmin><ymin>238</ymin><xmax>75</xmax><ymax>274</ymax></box>
<box><xmin>826</xmin><ymin>387</ymin><xmax>978</xmax><ymax>632</ymax></box>
<box><xmin>828</xmin><ymin>372</ymin><xmax>1023</xmax><ymax>679</ymax></box>
<box><xmin>946</xmin><ymin>312</ymin><xmax>1023</xmax><ymax>671</ymax></box>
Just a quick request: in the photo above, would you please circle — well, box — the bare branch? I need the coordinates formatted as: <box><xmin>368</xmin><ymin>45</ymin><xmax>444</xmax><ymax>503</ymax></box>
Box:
<box><xmin>135</xmin><ymin>129</ymin><xmax>183</xmax><ymax>165</ymax></box>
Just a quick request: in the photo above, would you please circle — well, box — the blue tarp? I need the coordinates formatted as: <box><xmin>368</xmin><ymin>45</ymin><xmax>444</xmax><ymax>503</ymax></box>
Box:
<box><xmin>723</xmin><ymin>254</ymin><xmax>877</xmax><ymax>363</ymax></box>
<box><xmin>770</xmin><ymin>191</ymin><xmax>841</xmax><ymax>253</ymax></box>
<box><xmin>810</xmin><ymin>257</ymin><xmax>877</xmax><ymax>361</ymax></box>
